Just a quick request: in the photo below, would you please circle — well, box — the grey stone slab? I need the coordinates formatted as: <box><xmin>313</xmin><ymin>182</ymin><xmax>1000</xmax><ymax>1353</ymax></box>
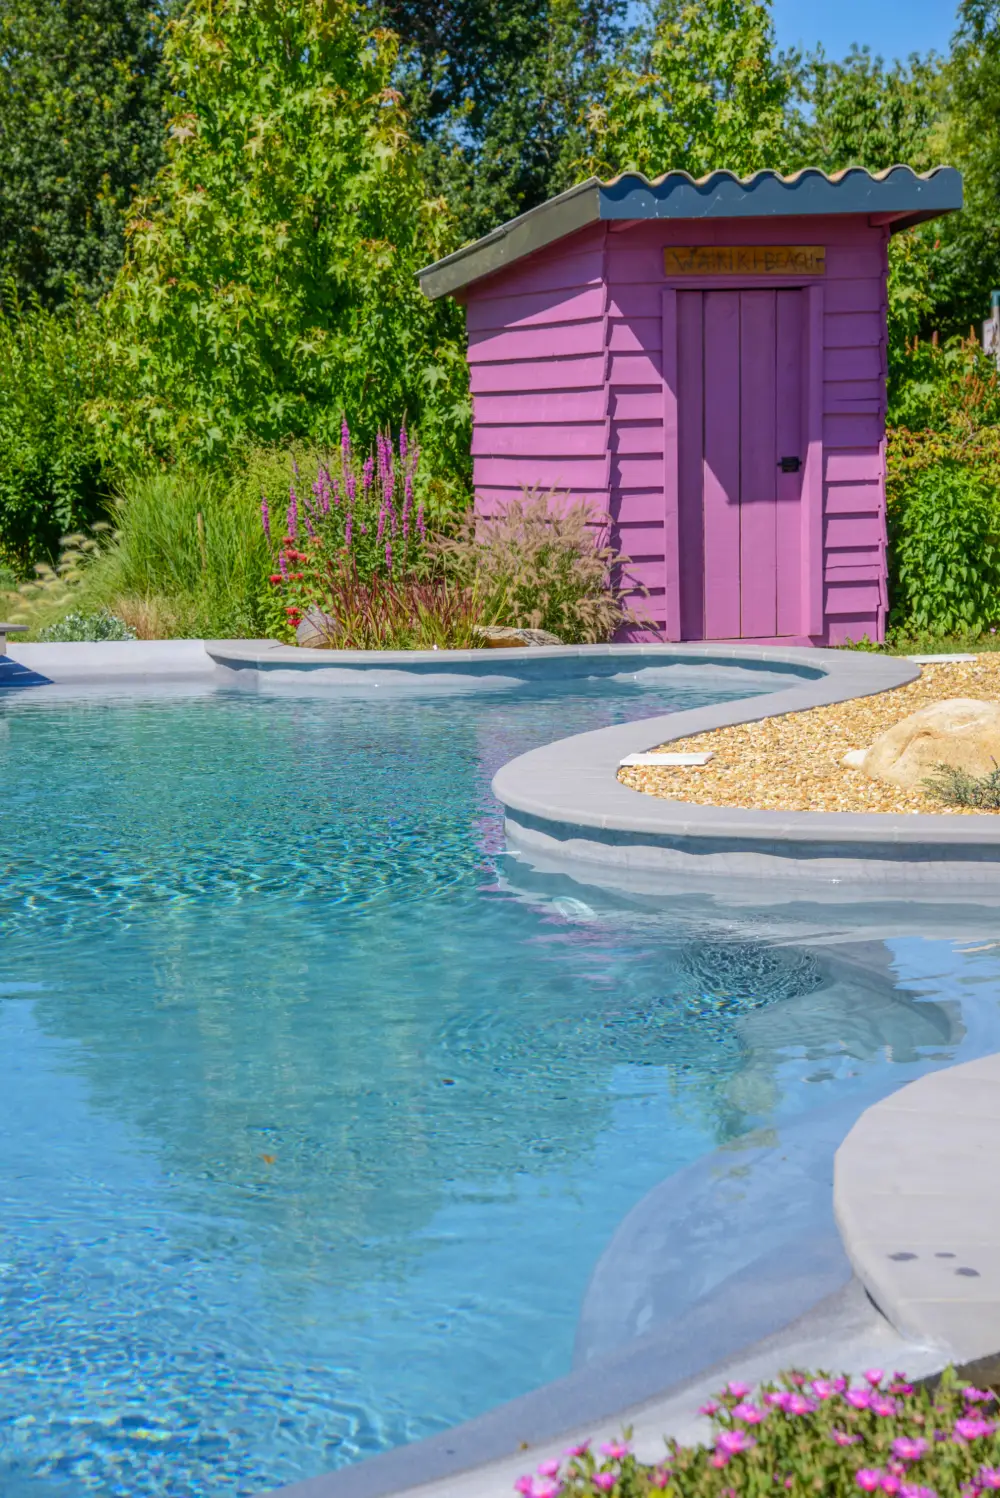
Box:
<box><xmin>834</xmin><ymin>1053</ymin><xmax>1000</xmax><ymax>1361</ymax></box>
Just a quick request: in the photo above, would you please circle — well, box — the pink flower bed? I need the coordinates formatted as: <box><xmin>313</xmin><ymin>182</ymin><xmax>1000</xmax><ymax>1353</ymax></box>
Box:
<box><xmin>515</xmin><ymin>1370</ymin><xmax>1000</xmax><ymax>1498</ymax></box>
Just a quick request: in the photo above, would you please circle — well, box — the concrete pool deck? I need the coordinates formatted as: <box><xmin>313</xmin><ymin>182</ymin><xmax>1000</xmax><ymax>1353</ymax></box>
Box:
<box><xmin>4</xmin><ymin>639</ymin><xmax>1000</xmax><ymax>1495</ymax></box>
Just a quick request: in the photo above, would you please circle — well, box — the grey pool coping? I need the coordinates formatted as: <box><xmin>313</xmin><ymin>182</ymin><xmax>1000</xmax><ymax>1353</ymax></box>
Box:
<box><xmin>835</xmin><ymin>1052</ymin><xmax>1000</xmax><ymax>1363</ymax></box>
<box><xmin>483</xmin><ymin>643</ymin><xmax>1000</xmax><ymax>881</ymax></box>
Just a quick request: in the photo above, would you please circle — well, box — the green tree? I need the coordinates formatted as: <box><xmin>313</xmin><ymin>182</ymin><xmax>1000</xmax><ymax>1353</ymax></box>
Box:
<box><xmin>582</xmin><ymin>0</ymin><xmax>792</xmax><ymax>180</ymax></box>
<box><xmin>96</xmin><ymin>0</ymin><xmax>469</xmax><ymax>481</ymax></box>
<box><xmin>0</xmin><ymin>0</ymin><xmax>168</xmax><ymax>303</ymax></box>
<box><xmin>933</xmin><ymin>0</ymin><xmax>1000</xmax><ymax>338</ymax></box>
<box><xmin>376</xmin><ymin>0</ymin><xmax>628</xmax><ymax>239</ymax></box>
<box><xmin>786</xmin><ymin>46</ymin><xmax>943</xmax><ymax>173</ymax></box>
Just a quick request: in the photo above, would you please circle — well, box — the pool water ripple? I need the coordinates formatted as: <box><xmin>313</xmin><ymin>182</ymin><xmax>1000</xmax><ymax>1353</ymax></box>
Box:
<box><xmin>0</xmin><ymin>670</ymin><xmax>989</xmax><ymax>1497</ymax></box>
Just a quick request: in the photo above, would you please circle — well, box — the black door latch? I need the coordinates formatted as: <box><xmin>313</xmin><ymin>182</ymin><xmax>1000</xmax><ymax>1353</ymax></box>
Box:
<box><xmin>778</xmin><ymin>456</ymin><xmax>802</xmax><ymax>473</ymax></box>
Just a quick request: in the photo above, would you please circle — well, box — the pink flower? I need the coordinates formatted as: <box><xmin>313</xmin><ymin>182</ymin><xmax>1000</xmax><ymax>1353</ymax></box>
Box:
<box><xmin>857</xmin><ymin>1472</ymin><xmax>883</xmax><ymax>1492</ymax></box>
<box><xmin>650</xmin><ymin>1469</ymin><xmax>671</xmax><ymax>1489</ymax></box>
<box><xmin>563</xmin><ymin>1443</ymin><xmax>589</xmax><ymax>1459</ymax></box>
<box><xmin>537</xmin><ymin>1460</ymin><xmax>560</xmax><ymax>1478</ymax></box>
<box><xmin>789</xmin><ymin>1372</ymin><xmax>806</xmax><ymax>1387</ymax></box>
<box><xmin>786</xmin><ymin>1394</ymin><xmax>816</xmax><ymax>1416</ymax></box>
<box><xmin>716</xmin><ymin>1430</ymin><xmax>755</xmax><ymax>1456</ymax></box>
<box><xmin>710</xmin><ymin>1453</ymin><xmax>730</xmax><ymax>1469</ymax></box>
<box><xmin>881</xmin><ymin>1475</ymin><xmax>901</xmax><ymax>1495</ymax></box>
<box><xmin>865</xmin><ymin>1370</ymin><xmax>885</xmax><ymax>1387</ymax></box>
<box><xmin>699</xmin><ymin>1401</ymin><xmax>720</xmax><ymax>1416</ymax></box>
<box><xmin>592</xmin><ymin>1473</ymin><xmax>616</xmax><ymax>1492</ymax></box>
<box><xmin>847</xmin><ymin>1389</ymin><xmax>872</xmax><ymax>1410</ymax></box>
<box><xmin>954</xmin><ymin>1418</ymin><xmax>994</xmax><ymax>1442</ymax></box>
<box><xmin>766</xmin><ymin>1391</ymin><xmax>792</xmax><ymax>1410</ymax></box>
<box><xmin>832</xmin><ymin>1431</ymin><xmax>861</xmax><ymax>1447</ymax></box>
<box><xmin>727</xmin><ymin>1382</ymin><xmax>751</xmax><ymax>1398</ymax></box>
<box><xmin>811</xmin><ymin>1379</ymin><xmax>836</xmax><ymax>1400</ymax></box>
<box><xmin>900</xmin><ymin>1487</ymin><xmax>938</xmax><ymax>1498</ymax></box>
<box><xmin>514</xmin><ymin>1478</ymin><xmax>534</xmax><ymax>1494</ymax></box>
<box><xmin>731</xmin><ymin>1402</ymin><xmax>765</xmax><ymax>1424</ymax></box>
<box><xmin>872</xmin><ymin>1397</ymin><xmax>898</xmax><ymax>1418</ymax></box>
<box><xmin>966</xmin><ymin>1388</ymin><xmax>993</xmax><ymax>1404</ymax></box>
<box><xmin>599</xmin><ymin>1441</ymin><xmax>630</xmax><ymax>1460</ymax></box>
<box><xmin>534</xmin><ymin>1484</ymin><xmax>558</xmax><ymax>1498</ymax></box>
<box><xmin>893</xmin><ymin>1438</ymin><xmax>928</xmax><ymax>1463</ymax></box>
<box><xmin>979</xmin><ymin>1468</ymin><xmax>1000</xmax><ymax>1489</ymax></box>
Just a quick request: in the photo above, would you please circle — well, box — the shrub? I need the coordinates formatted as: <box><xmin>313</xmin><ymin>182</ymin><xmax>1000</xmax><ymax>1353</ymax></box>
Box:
<box><xmin>515</xmin><ymin>1368</ymin><xmax>1000</xmax><ymax>1498</ymax></box>
<box><xmin>923</xmin><ymin>761</ymin><xmax>1000</xmax><ymax>809</ymax></box>
<box><xmin>887</xmin><ymin>463</ymin><xmax>1000</xmax><ymax>636</ymax></box>
<box><xmin>302</xmin><ymin>558</ymin><xmax>487</xmax><ymax>649</ymax></box>
<box><xmin>37</xmin><ymin>609</ymin><xmax>136</xmax><ymax>642</ymax></box>
<box><xmin>432</xmin><ymin>490</ymin><xmax>639</xmax><ymax>645</ymax></box>
<box><xmin>263</xmin><ymin>422</ymin><xmax>442</xmax><ymax>638</ymax></box>
<box><xmin>0</xmin><ymin>290</ymin><xmax>110</xmax><ymax>571</ymax></box>
<box><xmin>83</xmin><ymin>469</ymin><xmax>274</xmax><ymax>638</ymax></box>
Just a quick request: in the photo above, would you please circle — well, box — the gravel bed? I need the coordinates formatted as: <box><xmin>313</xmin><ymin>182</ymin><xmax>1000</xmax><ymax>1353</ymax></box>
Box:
<box><xmin>618</xmin><ymin>655</ymin><xmax>1000</xmax><ymax>815</ymax></box>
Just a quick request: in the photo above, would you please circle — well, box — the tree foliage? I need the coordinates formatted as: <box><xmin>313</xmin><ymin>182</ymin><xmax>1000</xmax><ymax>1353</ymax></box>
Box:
<box><xmin>786</xmin><ymin>45</ymin><xmax>944</xmax><ymax>173</ymax></box>
<box><xmin>582</xmin><ymin>0</ymin><xmax>792</xmax><ymax>179</ymax></box>
<box><xmin>96</xmin><ymin>0</ymin><xmax>469</xmax><ymax>478</ymax></box>
<box><xmin>376</xmin><ymin>0</ymin><xmax>628</xmax><ymax>237</ymax></box>
<box><xmin>0</xmin><ymin>0</ymin><xmax>168</xmax><ymax>303</ymax></box>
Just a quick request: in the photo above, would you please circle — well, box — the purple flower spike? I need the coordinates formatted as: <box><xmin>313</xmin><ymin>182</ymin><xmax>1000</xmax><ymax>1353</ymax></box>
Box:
<box><xmin>286</xmin><ymin>486</ymin><xmax>298</xmax><ymax>540</ymax></box>
<box><xmin>303</xmin><ymin>511</ymin><xmax>315</xmax><ymax>539</ymax></box>
<box><xmin>261</xmin><ymin>495</ymin><xmax>271</xmax><ymax>543</ymax></box>
<box><xmin>278</xmin><ymin>550</ymin><xmax>289</xmax><ymax>581</ymax></box>
<box><xmin>385</xmin><ymin>540</ymin><xmax>392</xmax><ymax>571</ymax></box>
<box><xmin>362</xmin><ymin>456</ymin><xmax>374</xmax><ymax>494</ymax></box>
<box><xmin>331</xmin><ymin>476</ymin><xmax>341</xmax><ymax>509</ymax></box>
<box><xmin>291</xmin><ymin>455</ymin><xmax>300</xmax><ymax>479</ymax></box>
<box><xmin>346</xmin><ymin>468</ymin><xmax>356</xmax><ymax>504</ymax></box>
<box><xmin>399</xmin><ymin>424</ymin><xmax>408</xmax><ymax>460</ymax></box>
<box><xmin>416</xmin><ymin>504</ymin><xmax>426</xmax><ymax>540</ymax></box>
<box><xmin>341</xmin><ymin>418</ymin><xmax>351</xmax><ymax>461</ymax></box>
<box><xmin>377</xmin><ymin>506</ymin><xmax>387</xmax><ymax>543</ymax></box>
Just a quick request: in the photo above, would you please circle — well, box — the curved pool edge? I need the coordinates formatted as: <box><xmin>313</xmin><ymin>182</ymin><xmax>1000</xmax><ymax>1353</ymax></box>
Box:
<box><xmin>835</xmin><ymin>1052</ymin><xmax>1000</xmax><ymax>1363</ymax></box>
<box><xmin>488</xmin><ymin>644</ymin><xmax>1000</xmax><ymax>883</ymax></box>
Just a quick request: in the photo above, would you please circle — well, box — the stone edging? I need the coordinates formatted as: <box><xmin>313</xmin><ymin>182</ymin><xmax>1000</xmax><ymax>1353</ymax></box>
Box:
<box><xmin>489</xmin><ymin>643</ymin><xmax>1000</xmax><ymax>883</ymax></box>
<box><xmin>835</xmin><ymin>1054</ymin><xmax>1000</xmax><ymax>1364</ymax></box>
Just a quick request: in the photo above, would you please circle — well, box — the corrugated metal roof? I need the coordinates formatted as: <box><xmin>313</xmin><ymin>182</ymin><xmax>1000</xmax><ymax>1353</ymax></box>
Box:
<box><xmin>418</xmin><ymin>165</ymin><xmax>962</xmax><ymax>301</ymax></box>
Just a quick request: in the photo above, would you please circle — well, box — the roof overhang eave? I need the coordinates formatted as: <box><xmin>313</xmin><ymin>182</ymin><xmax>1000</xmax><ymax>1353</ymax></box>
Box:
<box><xmin>417</xmin><ymin>179</ymin><xmax>602</xmax><ymax>301</ymax></box>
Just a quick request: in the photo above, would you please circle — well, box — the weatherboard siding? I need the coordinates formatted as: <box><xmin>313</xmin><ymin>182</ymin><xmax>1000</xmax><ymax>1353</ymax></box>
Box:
<box><xmin>464</xmin><ymin>215</ymin><xmax>888</xmax><ymax>643</ymax></box>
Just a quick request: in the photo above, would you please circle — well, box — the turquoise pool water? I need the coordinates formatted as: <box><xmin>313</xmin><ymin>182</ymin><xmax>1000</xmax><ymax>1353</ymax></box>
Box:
<box><xmin>0</xmin><ymin>669</ymin><xmax>990</xmax><ymax>1498</ymax></box>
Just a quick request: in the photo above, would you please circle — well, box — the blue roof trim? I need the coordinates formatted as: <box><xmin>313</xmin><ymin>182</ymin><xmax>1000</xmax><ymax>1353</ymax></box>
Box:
<box><xmin>598</xmin><ymin>166</ymin><xmax>963</xmax><ymax>221</ymax></box>
<box><xmin>417</xmin><ymin>166</ymin><xmax>962</xmax><ymax>301</ymax></box>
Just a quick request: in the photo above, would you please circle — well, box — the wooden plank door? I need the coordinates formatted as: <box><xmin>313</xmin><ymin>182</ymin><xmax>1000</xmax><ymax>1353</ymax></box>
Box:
<box><xmin>675</xmin><ymin>288</ymin><xmax>805</xmax><ymax>639</ymax></box>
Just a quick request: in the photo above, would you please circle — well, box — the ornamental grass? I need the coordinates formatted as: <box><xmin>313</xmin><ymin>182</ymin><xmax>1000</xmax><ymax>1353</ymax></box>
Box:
<box><xmin>516</xmin><ymin>1370</ymin><xmax>1000</xmax><ymax>1498</ymax></box>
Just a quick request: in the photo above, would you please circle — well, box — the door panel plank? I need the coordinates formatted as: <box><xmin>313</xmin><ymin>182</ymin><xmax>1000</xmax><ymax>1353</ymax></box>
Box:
<box><xmin>775</xmin><ymin>289</ymin><xmax>804</xmax><ymax>636</ymax></box>
<box><xmin>702</xmin><ymin>292</ymin><xmax>742</xmax><ymax>640</ymax></box>
<box><xmin>677</xmin><ymin>291</ymin><xmax>705</xmax><ymax>640</ymax></box>
<box><xmin>739</xmin><ymin>291</ymin><xmax>778</xmax><ymax>638</ymax></box>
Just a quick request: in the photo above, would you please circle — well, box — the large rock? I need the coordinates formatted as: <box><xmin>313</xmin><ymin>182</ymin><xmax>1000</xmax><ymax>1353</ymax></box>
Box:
<box><xmin>295</xmin><ymin>607</ymin><xmax>339</xmax><ymax>648</ymax></box>
<box><xmin>473</xmin><ymin>625</ymin><xmax>562</xmax><ymax>648</ymax></box>
<box><xmin>860</xmin><ymin>698</ymin><xmax>1000</xmax><ymax>792</ymax></box>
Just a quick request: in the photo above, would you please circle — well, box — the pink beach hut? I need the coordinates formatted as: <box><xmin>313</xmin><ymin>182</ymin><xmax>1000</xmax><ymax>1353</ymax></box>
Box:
<box><xmin>418</xmin><ymin>167</ymin><xmax>962</xmax><ymax>645</ymax></box>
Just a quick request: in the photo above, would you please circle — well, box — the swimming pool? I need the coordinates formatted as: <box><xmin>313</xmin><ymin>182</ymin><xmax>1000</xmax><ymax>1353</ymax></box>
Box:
<box><xmin>0</xmin><ymin>666</ymin><xmax>995</xmax><ymax>1498</ymax></box>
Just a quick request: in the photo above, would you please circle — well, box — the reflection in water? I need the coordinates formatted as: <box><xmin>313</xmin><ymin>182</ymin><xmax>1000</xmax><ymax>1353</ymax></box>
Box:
<box><xmin>0</xmin><ymin>677</ymin><xmax>986</xmax><ymax>1498</ymax></box>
